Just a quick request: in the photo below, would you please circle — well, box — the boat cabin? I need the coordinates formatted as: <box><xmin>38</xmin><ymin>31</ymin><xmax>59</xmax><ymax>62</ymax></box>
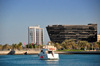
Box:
<box><xmin>40</xmin><ymin>49</ymin><xmax>54</xmax><ymax>54</ymax></box>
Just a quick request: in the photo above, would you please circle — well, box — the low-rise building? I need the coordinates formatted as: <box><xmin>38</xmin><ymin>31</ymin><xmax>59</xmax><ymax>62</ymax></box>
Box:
<box><xmin>97</xmin><ymin>34</ymin><xmax>100</xmax><ymax>42</ymax></box>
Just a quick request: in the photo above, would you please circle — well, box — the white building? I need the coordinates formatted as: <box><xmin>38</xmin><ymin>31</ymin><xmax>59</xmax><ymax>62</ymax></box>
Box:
<box><xmin>28</xmin><ymin>26</ymin><xmax>44</xmax><ymax>45</ymax></box>
<box><xmin>97</xmin><ymin>34</ymin><xmax>100</xmax><ymax>42</ymax></box>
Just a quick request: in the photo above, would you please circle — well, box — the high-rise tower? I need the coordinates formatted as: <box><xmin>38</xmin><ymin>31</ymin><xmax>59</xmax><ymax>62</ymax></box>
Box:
<box><xmin>28</xmin><ymin>26</ymin><xmax>44</xmax><ymax>45</ymax></box>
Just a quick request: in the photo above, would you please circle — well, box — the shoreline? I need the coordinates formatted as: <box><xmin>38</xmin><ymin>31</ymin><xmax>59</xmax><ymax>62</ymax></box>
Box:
<box><xmin>55</xmin><ymin>51</ymin><xmax>100</xmax><ymax>54</ymax></box>
<box><xmin>0</xmin><ymin>50</ymin><xmax>100</xmax><ymax>55</ymax></box>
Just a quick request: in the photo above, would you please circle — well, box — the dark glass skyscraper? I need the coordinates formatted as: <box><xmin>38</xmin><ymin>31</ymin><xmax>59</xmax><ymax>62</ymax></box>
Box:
<box><xmin>46</xmin><ymin>24</ymin><xmax>97</xmax><ymax>43</ymax></box>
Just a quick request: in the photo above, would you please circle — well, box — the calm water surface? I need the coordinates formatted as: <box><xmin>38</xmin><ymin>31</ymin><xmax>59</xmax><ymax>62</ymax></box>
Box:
<box><xmin>0</xmin><ymin>54</ymin><xmax>100</xmax><ymax>66</ymax></box>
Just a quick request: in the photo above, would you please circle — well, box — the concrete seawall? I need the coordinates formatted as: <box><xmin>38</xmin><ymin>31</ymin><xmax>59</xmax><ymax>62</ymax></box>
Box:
<box><xmin>55</xmin><ymin>51</ymin><xmax>100</xmax><ymax>54</ymax></box>
<box><xmin>0</xmin><ymin>50</ymin><xmax>100</xmax><ymax>55</ymax></box>
<box><xmin>0</xmin><ymin>50</ymin><xmax>40</xmax><ymax>55</ymax></box>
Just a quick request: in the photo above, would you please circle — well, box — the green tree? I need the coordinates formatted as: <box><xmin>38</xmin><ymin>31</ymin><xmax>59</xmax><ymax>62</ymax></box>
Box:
<box><xmin>17</xmin><ymin>42</ymin><xmax>22</xmax><ymax>50</ymax></box>
<box><xmin>93</xmin><ymin>42</ymin><xmax>99</xmax><ymax>50</ymax></box>
<box><xmin>78</xmin><ymin>41</ymin><xmax>90</xmax><ymax>50</ymax></box>
<box><xmin>0</xmin><ymin>45</ymin><xmax>3</xmax><ymax>50</ymax></box>
<box><xmin>29</xmin><ymin>44</ymin><xmax>32</xmax><ymax>48</ymax></box>
<box><xmin>61</xmin><ymin>39</ymin><xmax>77</xmax><ymax>50</ymax></box>
<box><xmin>97</xmin><ymin>41</ymin><xmax>100</xmax><ymax>49</ymax></box>
<box><xmin>33</xmin><ymin>44</ymin><xmax>36</xmax><ymax>48</ymax></box>
<box><xmin>26</xmin><ymin>43</ymin><xmax>34</xmax><ymax>48</ymax></box>
<box><xmin>54</xmin><ymin>43</ymin><xmax>61</xmax><ymax>50</ymax></box>
<box><xmin>2</xmin><ymin>44</ymin><xmax>11</xmax><ymax>50</ymax></box>
<box><xmin>12</xmin><ymin>44</ymin><xmax>17</xmax><ymax>49</ymax></box>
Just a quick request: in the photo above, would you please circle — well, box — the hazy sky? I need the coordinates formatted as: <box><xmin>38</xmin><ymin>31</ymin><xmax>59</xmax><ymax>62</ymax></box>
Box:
<box><xmin>0</xmin><ymin>0</ymin><xmax>100</xmax><ymax>45</ymax></box>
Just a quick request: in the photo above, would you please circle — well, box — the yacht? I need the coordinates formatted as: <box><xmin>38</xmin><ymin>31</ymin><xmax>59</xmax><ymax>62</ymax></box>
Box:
<box><xmin>39</xmin><ymin>48</ymin><xmax>59</xmax><ymax>60</ymax></box>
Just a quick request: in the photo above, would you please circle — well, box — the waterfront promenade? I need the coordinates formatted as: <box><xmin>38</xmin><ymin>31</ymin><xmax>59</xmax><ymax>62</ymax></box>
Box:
<box><xmin>0</xmin><ymin>49</ymin><xmax>100</xmax><ymax>55</ymax></box>
<box><xmin>0</xmin><ymin>49</ymin><xmax>40</xmax><ymax>55</ymax></box>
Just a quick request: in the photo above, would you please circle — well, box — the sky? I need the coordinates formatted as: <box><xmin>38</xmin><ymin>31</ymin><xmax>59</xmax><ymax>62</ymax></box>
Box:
<box><xmin>0</xmin><ymin>0</ymin><xmax>100</xmax><ymax>45</ymax></box>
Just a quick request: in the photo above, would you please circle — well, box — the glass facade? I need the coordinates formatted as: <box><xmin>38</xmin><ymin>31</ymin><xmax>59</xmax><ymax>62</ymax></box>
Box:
<box><xmin>46</xmin><ymin>24</ymin><xmax>97</xmax><ymax>43</ymax></box>
<box><xmin>28</xmin><ymin>26</ymin><xmax>44</xmax><ymax>45</ymax></box>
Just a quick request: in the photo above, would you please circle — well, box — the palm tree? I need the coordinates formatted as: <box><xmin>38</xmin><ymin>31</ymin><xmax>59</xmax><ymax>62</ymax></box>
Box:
<box><xmin>12</xmin><ymin>44</ymin><xmax>17</xmax><ymax>50</ymax></box>
<box><xmin>17</xmin><ymin>42</ymin><xmax>22</xmax><ymax>50</ymax></box>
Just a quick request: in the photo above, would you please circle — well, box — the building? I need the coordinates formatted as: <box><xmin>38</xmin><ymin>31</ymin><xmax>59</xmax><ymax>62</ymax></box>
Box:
<box><xmin>28</xmin><ymin>26</ymin><xmax>44</xmax><ymax>45</ymax></box>
<box><xmin>46</xmin><ymin>24</ymin><xmax>97</xmax><ymax>43</ymax></box>
<box><xmin>97</xmin><ymin>34</ymin><xmax>100</xmax><ymax>42</ymax></box>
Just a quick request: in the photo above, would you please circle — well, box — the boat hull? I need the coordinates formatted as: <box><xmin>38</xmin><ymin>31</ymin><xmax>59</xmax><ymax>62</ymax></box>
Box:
<box><xmin>40</xmin><ymin>54</ymin><xmax>59</xmax><ymax>60</ymax></box>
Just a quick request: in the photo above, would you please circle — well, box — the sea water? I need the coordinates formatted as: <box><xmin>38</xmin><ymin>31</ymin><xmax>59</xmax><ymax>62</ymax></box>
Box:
<box><xmin>0</xmin><ymin>54</ymin><xmax>100</xmax><ymax>66</ymax></box>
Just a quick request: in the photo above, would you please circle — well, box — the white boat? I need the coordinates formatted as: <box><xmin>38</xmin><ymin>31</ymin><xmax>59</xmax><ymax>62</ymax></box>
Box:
<box><xmin>39</xmin><ymin>48</ymin><xmax>59</xmax><ymax>60</ymax></box>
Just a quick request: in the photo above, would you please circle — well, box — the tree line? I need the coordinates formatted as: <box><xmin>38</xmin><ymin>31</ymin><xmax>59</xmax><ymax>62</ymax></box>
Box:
<box><xmin>0</xmin><ymin>40</ymin><xmax>100</xmax><ymax>51</ymax></box>
<box><xmin>0</xmin><ymin>42</ymin><xmax>23</xmax><ymax>50</ymax></box>
<box><xmin>50</xmin><ymin>39</ymin><xmax>100</xmax><ymax>50</ymax></box>
<box><xmin>0</xmin><ymin>42</ymin><xmax>43</xmax><ymax>50</ymax></box>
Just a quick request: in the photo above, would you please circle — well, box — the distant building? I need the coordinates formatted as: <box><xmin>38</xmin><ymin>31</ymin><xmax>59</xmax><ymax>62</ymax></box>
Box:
<box><xmin>97</xmin><ymin>34</ymin><xmax>100</xmax><ymax>42</ymax></box>
<box><xmin>46</xmin><ymin>24</ymin><xmax>97</xmax><ymax>43</ymax></box>
<box><xmin>28</xmin><ymin>26</ymin><xmax>44</xmax><ymax>45</ymax></box>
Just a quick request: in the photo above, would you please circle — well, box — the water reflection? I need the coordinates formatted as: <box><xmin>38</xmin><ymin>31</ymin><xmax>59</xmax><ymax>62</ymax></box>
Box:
<box><xmin>0</xmin><ymin>55</ymin><xmax>100</xmax><ymax>66</ymax></box>
<box><xmin>45</xmin><ymin>60</ymin><xmax>59</xmax><ymax>65</ymax></box>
